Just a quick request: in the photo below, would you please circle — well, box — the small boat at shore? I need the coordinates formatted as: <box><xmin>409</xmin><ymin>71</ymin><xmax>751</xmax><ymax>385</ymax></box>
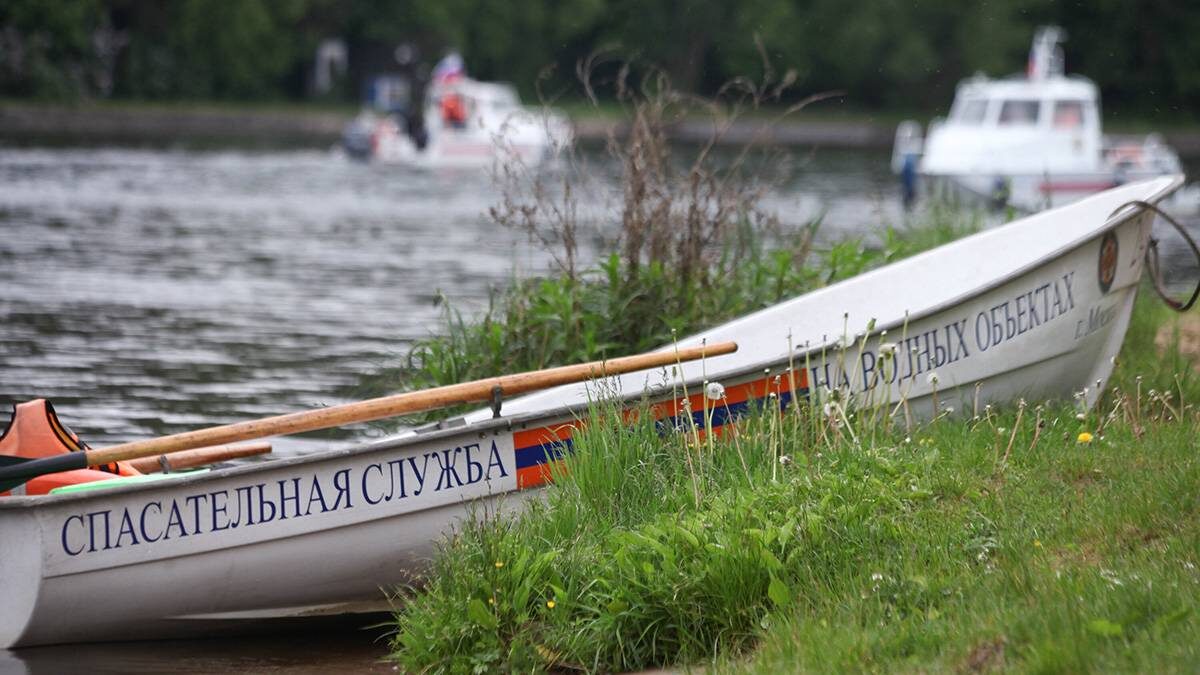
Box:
<box><xmin>0</xmin><ymin>176</ymin><xmax>1184</xmax><ymax>648</ymax></box>
<box><xmin>893</xmin><ymin>26</ymin><xmax>1192</xmax><ymax>213</ymax></box>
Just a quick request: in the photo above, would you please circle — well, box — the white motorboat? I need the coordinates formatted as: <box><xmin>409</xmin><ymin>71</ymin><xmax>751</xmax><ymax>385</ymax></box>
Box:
<box><xmin>0</xmin><ymin>177</ymin><xmax>1182</xmax><ymax>648</ymax></box>
<box><xmin>346</xmin><ymin>77</ymin><xmax>571</xmax><ymax>169</ymax></box>
<box><xmin>893</xmin><ymin>26</ymin><xmax>1191</xmax><ymax>213</ymax></box>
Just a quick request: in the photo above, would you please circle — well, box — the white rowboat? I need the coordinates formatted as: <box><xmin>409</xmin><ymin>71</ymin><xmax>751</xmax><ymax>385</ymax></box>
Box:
<box><xmin>0</xmin><ymin>176</ymin><xmax>1182</xmax><ymax>648</ymax></box>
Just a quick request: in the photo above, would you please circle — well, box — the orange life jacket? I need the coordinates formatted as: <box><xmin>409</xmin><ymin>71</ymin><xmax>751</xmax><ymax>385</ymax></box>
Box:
<box><xmin>441</xmin><ymin>94</ymin><xmax>467</xmax><ymax>125</ymax></box>
<box><xmin>0</xmin><ymin>399</ymin><xmax>140</xmax><ymax>496</ymax></box>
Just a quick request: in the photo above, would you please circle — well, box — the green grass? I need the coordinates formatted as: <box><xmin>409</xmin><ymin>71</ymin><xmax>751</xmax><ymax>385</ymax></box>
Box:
<box><xmin>385</xmin><ymin>292</ymin><xmax>1200</xmax><ymax>673</ymax></box>
<box><xmin>364</xmin><ymin>204</ymin><xmax>983</xmax><ymax>421</ymax></box>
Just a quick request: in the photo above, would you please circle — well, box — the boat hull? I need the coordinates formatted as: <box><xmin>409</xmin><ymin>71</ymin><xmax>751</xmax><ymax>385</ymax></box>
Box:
<box><xmin>923</xmin><ymin>170</ymin><xmax>1188</xmax><ymax>214</ymax></box>
<box><xmin>0</xmin><ymin>177</ymin><xmax>1180</xmax><ymax>648</ymax></box>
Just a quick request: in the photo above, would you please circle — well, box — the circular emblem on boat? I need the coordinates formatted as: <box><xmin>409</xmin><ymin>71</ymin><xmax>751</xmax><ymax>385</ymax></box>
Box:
<box><xmin>1098</xmin><ymin>232</ymin><xmax>1118</xmax><ymax>294</ymax></box>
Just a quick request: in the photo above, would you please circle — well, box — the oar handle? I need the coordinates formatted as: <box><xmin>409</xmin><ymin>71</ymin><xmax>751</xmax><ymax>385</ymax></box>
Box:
<box><xmin>122</xmin><ymin>441</ymin><xmax>273</xmax><ymax>474</ymax></box>
<box><xmin>85</xmin><ymin>341</ymin><xmax>736</xmax><ymax>467</ymax></box>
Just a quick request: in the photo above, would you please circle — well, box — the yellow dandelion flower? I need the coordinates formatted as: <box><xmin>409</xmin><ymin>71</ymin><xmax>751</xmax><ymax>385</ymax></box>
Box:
<box><xmin>1077</xmin><ymin>432</ymin><xmax>1094</xmax><ymax>444</ymax></box>
<box><xmin>494</xmin><ymin>561</ymin><xmax>504</xmax><ymax>568</ymax></box>
<box><xmin>1033</xmin><ymin>539</ymin><xmax>1043</xmax><ymax>548</ymax></box>
<box><xmin>488</xmin><ymin>597</ymin><xmax>495</xmax><ymax>605</ymax></box>
<box><xmin>546</xmin><ymin>600</ymin><xmax>556</xmax><ymax>609</ymax></box>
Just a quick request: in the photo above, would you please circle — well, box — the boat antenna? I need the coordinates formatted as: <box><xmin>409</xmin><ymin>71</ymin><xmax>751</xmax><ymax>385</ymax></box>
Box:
<box><xmin>1028</xmin><ymin>26</ymin><xmax>1066</xmax><ymax>81</ymax></box>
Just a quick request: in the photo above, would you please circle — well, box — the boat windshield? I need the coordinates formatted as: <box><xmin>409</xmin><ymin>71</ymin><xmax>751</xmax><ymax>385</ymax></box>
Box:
<box><xmin>1052</xmin><ymin>100</ymin><xmax>1085</xmax><ymax>128</ymax></box>
<box><xmin>952</xmin><ymin>99</ymin><xmax>988</xmax><ymax>125</ymax></box>
<box><xmin>998</xmin><ymin>100</ymin><xmax>1041</xmax><ymax>126</ymax></box>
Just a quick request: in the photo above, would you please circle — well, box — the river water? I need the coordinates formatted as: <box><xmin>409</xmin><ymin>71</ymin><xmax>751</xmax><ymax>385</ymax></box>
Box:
<box><xmin>0</xmin><ymin>144</ymin><xmax>905</xmax><ymax>456</ymax></box>
<box><xmin>0</xmin><ymin>142</ymin><xmax>1196</xmax><ymax>672</ymax></box>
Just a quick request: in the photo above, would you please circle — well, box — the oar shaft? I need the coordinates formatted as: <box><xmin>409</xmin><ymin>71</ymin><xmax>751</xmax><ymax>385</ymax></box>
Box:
<box><xmin>122</xmin><ymin>441</ymin><xmax>273</xmax><ymax>474</ymax></box>
<box><xmin>86</xmin><ymin>341</ymin><xmax>735</xmax><ymax>466</ymax></box>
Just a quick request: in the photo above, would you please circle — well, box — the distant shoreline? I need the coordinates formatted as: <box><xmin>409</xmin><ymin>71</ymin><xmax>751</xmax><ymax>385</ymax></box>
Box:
<box><xmin>4</xmin><ymin>101</ymin><xmax>1200</xmax><ymax>156</ymax></box>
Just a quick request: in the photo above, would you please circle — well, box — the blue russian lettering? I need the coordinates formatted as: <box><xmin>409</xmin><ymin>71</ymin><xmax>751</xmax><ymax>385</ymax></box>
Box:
<box><xmin>140</xmin><ymin>501</ymin><xmax>163</xmax><ymax>543</ymax></box>
<box><xmin>330</xmin><ymin>468</ymin><xmax>352</xmax><ymax>510</ymax></box>
<box><xmin>114</xmin><ymin>508</ymin><xmax>139</xmax><ymax>548</ymax></box>
<box><xmin>210</xmin><ymin>489</ymin><xmax>234</xmax><ymax>531</ymax></box>
<box><xmin>1062</xmin><ymin>272</ymin><xmax>1075</xmax><ymax>310</ymax></box>
<box><xmin>465</xmin><ymin>443</ymin><xmax>484</xmax><ymax>484</ymax></box>
<box><xmin>929</xmin><ymin>329</ymin><xmax>948</xmax><ymax>367</ymax></box>
<box><xmin>407</xmin><ymin>454</ymin><xmax>430</xmax><ymax>497</ymax></box>
<box><xmin>975</xmin><ymin>312</ymin><xmax>990</xmax><ymax>351</ymax></box>
<box><xmin>85</xmin><ymin>510</ymin><xmax>111</xmax><ymax>552</ymax></box>
<box><xmin>947</xmin><ymin>319</ymin><xmax>970</xmax><ymax>361</ymax></box>
<box><xmin>362</xmin><ymin>463</ymin><xmax>385</xmax><ymax>504</ymax></box>
<box><xmin>255</xmin><ymin>483</ymin><xmax>277</xmax><ymax>523</ymax></box>
<box><xmin>305</xmin><ymin>475</ymin><xmax>329</xmax><ymax>515</ymax></box>
<box><xmin>184</xmin><ymin>493</ymin><xmax>209</xmax><ymax>535</ymax></box>
<box><xmin>434</xmin><ymin>448</ymin><xmax>465</xmax><ymax>491</ymax></box>
<box><xmin>164</xmin><ymin>500</ymin><xmax>188</xmax><ymax>539</ymax></box>
<box><xmin>61</xmin><ymin>514</ymin><xmax>85</xmax><ymax>556</ymax></box>
<box><xmin>487</xmin><ymin>441</ymin><xmax>509</xmax><ymax>478</ymax></box>
<box><xmin>277</xmin><ymin>477</ymin><xmax>302</xmax><ymax>520</ymax></box>
<box><xmin>234</xmin><ymin>486</ymin><xmax>256</xmax><ymax>526</ymax></box>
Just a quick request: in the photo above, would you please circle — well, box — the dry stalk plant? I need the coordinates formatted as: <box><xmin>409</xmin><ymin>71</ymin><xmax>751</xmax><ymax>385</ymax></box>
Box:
<box><xmin>490</xmin><ymin>43</ymin><xmax>838</xmax><ymax>299</ymax></box>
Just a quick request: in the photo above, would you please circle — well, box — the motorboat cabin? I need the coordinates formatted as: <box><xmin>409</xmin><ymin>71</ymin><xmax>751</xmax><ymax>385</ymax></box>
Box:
<box><xmin>894</xmin><ymin>26</ymin><xmax>1186</xmax><ymax>212</ymax></box>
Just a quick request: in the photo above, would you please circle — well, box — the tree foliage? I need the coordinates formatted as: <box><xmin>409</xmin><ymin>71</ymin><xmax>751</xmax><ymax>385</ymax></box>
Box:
<box><xmin>3</xmin><ymin>0</ymin><xmax>1199</xmax><ymax>114</ymax></box>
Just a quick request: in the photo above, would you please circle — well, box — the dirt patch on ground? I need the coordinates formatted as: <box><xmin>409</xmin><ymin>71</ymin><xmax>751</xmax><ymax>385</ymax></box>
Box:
<box><xmin>961</xmin><ymin>637</ymin><xmax>1007</xmax><ymax>672</ymax></box>
<box><xmin>1155</xmin><ymin>314</ymin><xmax>1200</xmax><ymax>373</ymax></box>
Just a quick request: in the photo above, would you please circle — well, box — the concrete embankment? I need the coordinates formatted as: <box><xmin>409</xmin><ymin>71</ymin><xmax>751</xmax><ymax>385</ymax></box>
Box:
<box><xmin>3</xmin><ymin>101</ymin><xmax>1200</xmax><ymax>156</ymax></box>
<box><xmin>1</xmin><ymin>101</ymin><xmax>898</xmax><ymax>150</ymax></box>
<box><xmin>0</xmin><ymin>102</ymin><xmax>349</xmax><ymax>146</ymax></box>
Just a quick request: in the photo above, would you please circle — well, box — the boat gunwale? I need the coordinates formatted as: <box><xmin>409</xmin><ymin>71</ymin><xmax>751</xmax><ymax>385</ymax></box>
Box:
<box><xmin>0</xmin><ymin>176</ymin><xmax>1180</xmax><ymax>511</ymax></box>
<box><xmin>841</xmin><ymin>174</ymin><xmax>1180</xmax><ymax>340</ymax></box>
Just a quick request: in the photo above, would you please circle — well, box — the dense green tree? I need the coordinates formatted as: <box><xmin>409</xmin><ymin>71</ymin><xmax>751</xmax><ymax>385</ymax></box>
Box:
<box><xmin>0</xmin><ymin>0</ymin><xmax>104</xmax><ymax>99</ymax></box>
<box><xmin>1</xmin><ymin>0</ymin><xmax>1198</xmax><ymax>115</ymax></box>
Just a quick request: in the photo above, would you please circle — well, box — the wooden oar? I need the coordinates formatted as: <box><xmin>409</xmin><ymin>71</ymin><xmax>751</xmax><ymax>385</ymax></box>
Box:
<box><xmin>123</xmin><ymin>441</ymin><xmax>273</xmax><ymax>474</ymax></box>
<box><xmin>0</xmin><ymin>341</ymin><xmax>736</xmax><ymax>493</ymax></box>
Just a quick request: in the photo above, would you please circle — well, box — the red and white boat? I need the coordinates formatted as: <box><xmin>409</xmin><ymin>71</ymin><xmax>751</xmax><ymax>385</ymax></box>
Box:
<box><xmin>0</xmin><ymin>177</ymin><xmax>1182</xmax><ymax>648</ymax></box>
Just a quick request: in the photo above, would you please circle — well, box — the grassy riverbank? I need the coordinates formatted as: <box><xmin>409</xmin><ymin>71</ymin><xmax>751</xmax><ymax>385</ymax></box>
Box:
<box><xmin>385</xmin><ymin>291</ymin><xmax>1198</xmax><ymax>673</ymax></box>
<box><xmin>380</xmin><ymin>74</ymin><xmax>1198</xmax><ymax>670</ymax></box>
<box><xmin>375</xmin><ymin>204</ymin><xmax>982</xmax><ymax>418</ymax></box>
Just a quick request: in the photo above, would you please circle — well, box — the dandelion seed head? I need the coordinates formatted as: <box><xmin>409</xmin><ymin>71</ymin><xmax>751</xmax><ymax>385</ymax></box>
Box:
<box><xmin>1076</xmin><ymin>412</ymin><xmax>1086</xmax><ymax>421</ymax></box>
<box><xmin>705</xmin><ymin>381</ymin><xmax>726</xmax><ymax>401</ymax></box>
<box><xmin>779</xmin><ymin>455</ymin><xmax>793</xmax><ymax>466</ymax></box>
<box><xmin>926</xmin><ymin>372</ymin><xmax>940</xmax><ymax>386</ymax></box>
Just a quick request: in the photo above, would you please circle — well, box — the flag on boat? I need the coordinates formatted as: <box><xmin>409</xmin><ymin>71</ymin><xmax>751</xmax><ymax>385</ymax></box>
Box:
<box><xmin>432</xmin><ymin>52</ymin><xmax>465</xmax><ymax>84</ymax></box>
